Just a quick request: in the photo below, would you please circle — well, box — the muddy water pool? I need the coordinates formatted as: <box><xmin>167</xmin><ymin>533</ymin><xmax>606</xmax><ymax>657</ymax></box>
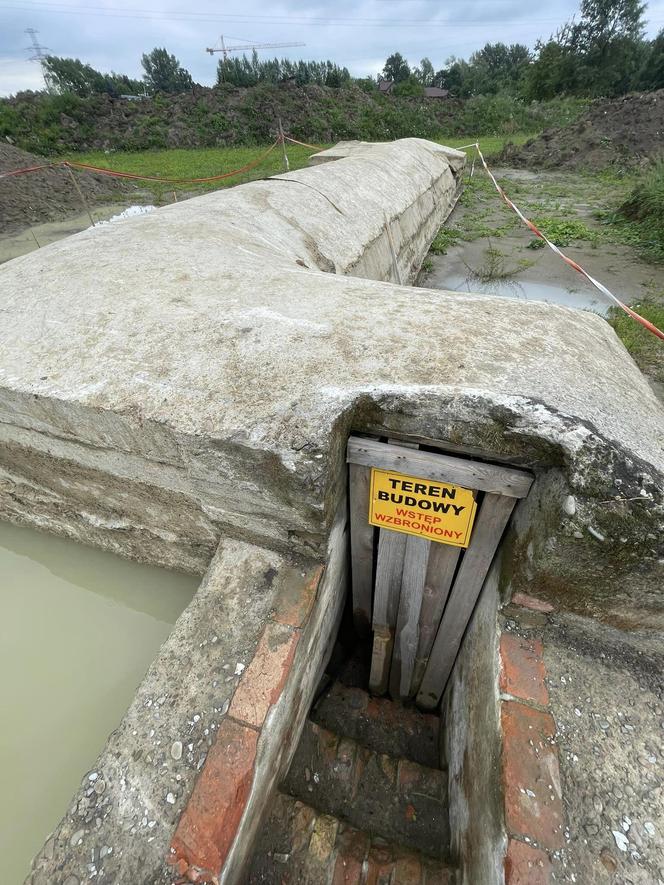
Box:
<box><xmin>0</xmin><ymin>521</ymin><xmax>199</xmax><ymax>884</ymax></box>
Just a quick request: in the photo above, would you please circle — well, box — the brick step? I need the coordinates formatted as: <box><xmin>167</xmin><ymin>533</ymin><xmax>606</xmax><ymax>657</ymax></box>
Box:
<box><xmin>312</xmin><ymin>682</ymin><xmax>441</xmax><ymax>769</ymax></box>
<box><xmin>281</xmin><ymin>720</ymin><xmax>450</xmax><ymax>861</ymax></box>
<box><xmin>247</xmin><ymin>792</ymin><xmax>456</xmax><ymax>884</ymax></box>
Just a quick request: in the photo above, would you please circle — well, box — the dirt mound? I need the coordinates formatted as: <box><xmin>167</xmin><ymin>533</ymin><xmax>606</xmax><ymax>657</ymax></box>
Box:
<box><xmin>0</xmin><ymin>142</ymin><xmax>130</xmax><ymax>233</ymax></box>
<box><xmin>502</xmin><ymin>90</ymin><xmax>664</xmax><ymax>170</ymax></box>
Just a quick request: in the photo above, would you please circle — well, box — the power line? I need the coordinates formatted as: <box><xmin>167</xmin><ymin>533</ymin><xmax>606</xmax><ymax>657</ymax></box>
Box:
<box><xmin>0</xmin><ymin>1</ymin><xmax>604</xmax><ymax>28</ymax></box>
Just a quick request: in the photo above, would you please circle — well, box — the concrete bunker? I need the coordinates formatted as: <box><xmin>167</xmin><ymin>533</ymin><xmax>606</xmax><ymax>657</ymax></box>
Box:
<box><xmin>0</xmin><ymin>138</ymin><xmax>661</xmax><ymax>885</ymax></box>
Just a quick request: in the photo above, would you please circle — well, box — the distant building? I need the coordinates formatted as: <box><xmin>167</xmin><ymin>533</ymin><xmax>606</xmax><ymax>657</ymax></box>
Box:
<box><xmin>424</xmin><ymin>86</ymin><xmax>449</xmax><ymax>99</ymax></box>
<box><xmin>376</xmin><ymin>79</ymin><xmax>449</xmax><ymax>99</ymax></box>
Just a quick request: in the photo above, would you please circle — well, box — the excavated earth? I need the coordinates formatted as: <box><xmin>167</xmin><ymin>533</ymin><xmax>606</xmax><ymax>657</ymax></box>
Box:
<box><xmin>0</xmin><ymin>143</ymin><xmax>130</xmax><ymax>233</ymax></box>
<box><xmin>502</xmin><ymin>89</ymin><xmax>664</xmax><ymax>170</ymax></box>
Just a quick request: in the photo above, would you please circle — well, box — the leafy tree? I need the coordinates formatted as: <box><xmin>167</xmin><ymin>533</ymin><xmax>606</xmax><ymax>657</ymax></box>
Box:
<box><xmin>414</xmin><ymin>57</ymin><xmax>435</xmax><ymax>86</ymax></box>
<box><xmin>141</xmin><ymin>48</ymin><xmax>193</xmax><ymax>93</ymax></box>
<box><xmin>640</xmin><ymin>29</ymin><xmax>664</xmax><ymax>88</ymax></box>
<box><xmin>215</xmin><ymin>54</ymin><xmax>350</xmax><ymax>88</ymax></box>
<box><xmin>466</xmin><ymin>43</ymin><xmax>532</xmax><ymax>94</ymax></box>
<box><xmin>574</xmin><ymin>0</ymin><xmax>646</xmax><ymax>93</ymax></box>
<box><xmin>42</xmin><ymin>56</ymin><xmax>143</xmax><ymax>97</ymax></box>
<box><xmin>393</xmin><ymin>75</ymin><xmax>425</xmax><ymax>96</ymax></box>
<box><xmin>525</xmin><ymin>38</ymin><xmax>581</xmax><ymax>99</ymax></box>
<box><xmin>355</xmin><ymin>76</ymin><xmax>378</xmax><ymax>93</ymax></box>
<box><xmin>433</xmin><ymin>57</ymin><xmax>473</xmax><ymax>95</ymax></box>
<box><xmin>575</xmin><ymin>0</ymin><xmax>645</xmax><ymax>50</ymax></box>
<box><xmin>382</xmin><ymin>52</ymin><xmax>411</xmax><ymax>83</ymax></box>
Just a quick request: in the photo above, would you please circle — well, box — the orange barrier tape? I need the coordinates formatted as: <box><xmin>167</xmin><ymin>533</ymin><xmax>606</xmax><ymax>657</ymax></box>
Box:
<box><xmin>0</xmin><ymin>140</ymin><xmax>280</xmax><ymax>185</ymax></box>
<box><xmin>66</xmin><ymin>140</ymin><xmax>280</xmax><ymax>183</ymax></box>
<box><xmin>462</xmin><ymin>142</ymin><xmax>664</xmax><ymax>342</ymax></box>
<box><xmin>283</xmin><ymin>134</ymin><xmax>326</xmax><ymax>152</ymax></box>
<box><xmin>0</xmin><ymin>162</ymin><xmax>59</xmax><ymax>179</ymax></box>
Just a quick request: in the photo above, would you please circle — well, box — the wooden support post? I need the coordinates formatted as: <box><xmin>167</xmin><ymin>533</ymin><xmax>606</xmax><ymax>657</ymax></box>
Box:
<box><xmin>384</xmin><ymin>215</ymin><xmax>403</xmax><ymax>285</ymax></box>
<box><xmin>64</xmin><ymin>164</ymin><xmax>95</xmax><ymax>229</ymax></box>
<box><xmin>369</xmin><ymin>527</ymin><xmax>407</xmax><ymax>695</ymax></box>
<box><xmin>389</xmin><ymin>535</ymin><xmax>430</xmax><ymax>699</ymax></box>
<box><xmin>348</xmin><ymin>463</ymin><xmax>374</xmax><ymax>637</ymax></box>
<box><xmin>410</xmin><ymin>542</ymin><xmax>461</xmax><ymax>695</ymax></box>
<box><xmin>278</xmin><ymin>118</ymin><xmax>290</xmax><ymax>172</ymax></box>
<box><xmin>416</xmin><ymin>493</ymin><xmax>516</xmax><ymax>710</ymax></box>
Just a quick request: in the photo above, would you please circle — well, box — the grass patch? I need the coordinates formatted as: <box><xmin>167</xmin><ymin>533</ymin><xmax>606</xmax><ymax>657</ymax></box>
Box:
<box><xmin>436</xmin><ymin>133</ymin><xmax>533</xmax><ymax>158</ymax></box>
<box><xmin>530</xmin><ymin>216</ymin><xmax>599</xmax><ymax>246</ymax></box>
<box><xmin>608</xmin><ymin>300</ymin><xmax>664</xmax><ymax>382</ymax></box>
<box><xmin>430</xmin><ymin>227</ymin><xmax>462</xmax><ymax>254</ymax></box>
<box><xmin>63</xmin><ymin>143</ymin><xmax>323</xmax><ymax>202</ymax></box>
<box><xmin>65</xmin><ymin>134</ymin><xmax>532</xmax><ymax>205</ymax></box>
<box><xmin>598</xmin><ymin>160</ymin><xmax>664</xmax><ymax>262</ymax></box>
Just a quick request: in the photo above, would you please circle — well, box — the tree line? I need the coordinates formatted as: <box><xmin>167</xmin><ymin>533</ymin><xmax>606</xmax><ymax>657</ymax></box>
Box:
<box><xmin>42</xmin><ymin>48</ymin><xmax>194</xmax><ymax>97</ymax></box>
<box><xmin>216</xmin><ymin>52</ymin><xmax>351</xmax><ymax>87</ymax></box>
<box><xmin>382</xmin><ymin>0</ymin><xmax>663</xmax><ymax>98</ymax></box>
<box><xmin>38</xmin><ymin>0</ymin><xmax>664</xmax><ymax>101</ymax></box>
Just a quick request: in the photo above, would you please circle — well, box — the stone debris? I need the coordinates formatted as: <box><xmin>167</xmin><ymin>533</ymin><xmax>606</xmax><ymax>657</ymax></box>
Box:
<box><xmin>613</xmin><ymin>830</ymin><xmax>629</xmax><ymax>852</ymax></box>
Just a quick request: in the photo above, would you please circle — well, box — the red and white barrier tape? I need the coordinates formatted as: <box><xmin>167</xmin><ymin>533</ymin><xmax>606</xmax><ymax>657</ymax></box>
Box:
<box><xmin>460</xmin><ymin>141</ymin><xmax>664</xmax><ymax>341</ymax></box>
<box><xmin>0</xmin><ymin>140</ymin><xmax>280</xmax><ymax>185</ymax></box>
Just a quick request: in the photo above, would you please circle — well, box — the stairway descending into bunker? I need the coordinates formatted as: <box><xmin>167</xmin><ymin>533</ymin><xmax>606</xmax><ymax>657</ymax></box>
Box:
<box><xmin>248</xmin><ymin>651</ymin><xmax>457</xmax><ymax>884</ymax></box>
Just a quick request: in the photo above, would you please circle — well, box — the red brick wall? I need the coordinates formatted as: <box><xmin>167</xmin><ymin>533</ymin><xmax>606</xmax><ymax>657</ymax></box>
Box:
<box><xmin>167</xmin><ymin>566</ymin><xmax>323</xmax><ymax>883</ymax></box>
<box><xmin>499</xmin><ymin>594</ymin><xmax>563</xmax><ymax>885</ymax></box>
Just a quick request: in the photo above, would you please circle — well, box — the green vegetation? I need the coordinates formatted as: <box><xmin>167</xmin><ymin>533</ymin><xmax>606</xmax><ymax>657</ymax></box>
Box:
<box><xmin>42</xmin><ymin>57</ymin><xmax>143</xmax><ymax>98</ymax></box>
<box><xmin>141</xmin><ymin>48</ymin><xmax>193</xmax><ymax>94</ymax></box>
<box><xmin>1</xmin><ymin>81</ymin><xmax>581</xmax><ymax>156</ymax></box>
<box><xmin>608</xmin><ymin>300</ymin><xmax>664</xmax><ymax>381</ymax></box>
<box><xmin>618</xmin><ymin>160</ymin><xmax>664</xmax><ymax>253</ymax></box>
<box><xmin>62</xmin><ymin>143</ymin><xmax>319</xmax><ymax>201</ymax></box>
<box><xmin>217</xmin><ymin>54</ymin><xmax>350</xmax><ymax>88</ymax></box>
<box><xmin>429</xmin><ymin>227</ymin><xmax>461</xmax><ymax>255</ymax></box>
<box><xmin>438</xmin><ymin>133</ymin><xmax>533</xmax><ymax>155</ymax></box>
<box><xmin>530</xmin><ymin>216</ymin><xmax>600</xmax><ymax>246</ymax></box>
<box><xmin>467</xmin><ymin>246</ymin><xmax>535</xmax><ymax>282</ymax></box>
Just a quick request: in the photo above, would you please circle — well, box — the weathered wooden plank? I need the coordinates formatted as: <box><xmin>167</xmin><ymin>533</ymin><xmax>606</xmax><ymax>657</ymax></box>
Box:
<box><xmin>368</xmin><ymin>437</ymin><xmax>417</xmax><ymax>695</ymax></box>
<box><xmin>349</xmin><ymin>463</ymin><xmax>374</xmax><ymax>636</ymax></box>
<box><xmin>370</xmin><ymin>432</ymin><xmax>535</xmax><ymax>468</ymax></box>
<box><xmin>347</xmin><ymin>437</ymin><xmax>533</xmax><ymax>498</ymax></box>
<box><xmin>416</xmin><ymin>493</ymin><xmax>516</xmax><ymax>710</ymax></box>
<box><xmin>389</xmin><ymin>535</ymin><xmax>430</xmax><ymax>699</ymax></box>
<box><xmin>369</xmin><ymin>527</ymin><xmax>407</xmax><ymax>695</ymax></box>
<box><xmin>410</xmin><ymin>542</ymin><xmax>461</xmax><ymax>695</ymax></box>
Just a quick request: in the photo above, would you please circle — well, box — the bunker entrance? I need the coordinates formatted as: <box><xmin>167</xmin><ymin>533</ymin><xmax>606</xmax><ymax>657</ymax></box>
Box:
<box><xmin>0</xmin><ymin>520</ymin><xmax>198</xmax><ymax>885</ymax></box>
<box><xmin>346</xmin><ymin>435</ymin><xmax>533</xmax><ymax>709</ymax></box>
<box><xmin>249</xmin><ymin>436</ymin><xmax>534</xmax><ymax>880</ymax></box>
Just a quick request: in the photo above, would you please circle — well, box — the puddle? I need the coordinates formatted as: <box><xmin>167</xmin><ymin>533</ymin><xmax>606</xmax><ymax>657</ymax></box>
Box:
<box><xmin>0</xmin><ymin>204</ymin><xmax>156</xmax><ymax>265</ymax></box>
<box><xmin>0</xmin><ymin>521</ymin><xmax>199</xmax><ymax>884</ymax></box>
<box><xmin>434</xmin><ymin>270</ymin><xmax>609</xmax><ymax>316</ymax></box>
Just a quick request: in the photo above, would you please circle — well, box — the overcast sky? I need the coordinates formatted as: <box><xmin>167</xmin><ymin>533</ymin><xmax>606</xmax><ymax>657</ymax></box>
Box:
<box><xmin>2</xmin><ymin>0</ymin><xmax>664</xmax><ymax>96</ymax></box>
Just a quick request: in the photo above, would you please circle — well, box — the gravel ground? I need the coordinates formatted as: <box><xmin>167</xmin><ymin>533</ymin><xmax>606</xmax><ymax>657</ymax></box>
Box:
<box><xmin>542</xmin><ymin>614</ymin><xmax>663</xmax><ymax>884</ymax></box>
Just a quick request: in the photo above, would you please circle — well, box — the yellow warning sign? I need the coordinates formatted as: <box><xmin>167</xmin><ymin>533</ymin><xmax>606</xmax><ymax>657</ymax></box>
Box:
<box><xmin>368</xmin><ymin>468</ymin><xmax>477</xmax><ymax>548</ymax></box>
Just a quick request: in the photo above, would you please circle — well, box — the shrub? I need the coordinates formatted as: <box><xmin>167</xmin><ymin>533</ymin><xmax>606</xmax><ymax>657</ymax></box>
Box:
<box><xmin>620</xmin><ymin>158</ymin><xmax>664</xmax><ymax>251</ymax></box>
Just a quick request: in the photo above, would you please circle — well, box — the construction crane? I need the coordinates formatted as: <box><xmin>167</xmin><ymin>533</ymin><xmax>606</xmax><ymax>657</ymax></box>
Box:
<box><xmin>205</xmin><ymin>35</ymin><xmax>305</xmax><ymax>59</ymax></box>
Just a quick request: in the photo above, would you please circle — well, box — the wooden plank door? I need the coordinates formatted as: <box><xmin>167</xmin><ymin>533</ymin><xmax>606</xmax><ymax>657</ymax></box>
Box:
<box><xmin>347</xmin><ymin>435</ymin><xmax>532</xmax><ymax>709</ymax></box>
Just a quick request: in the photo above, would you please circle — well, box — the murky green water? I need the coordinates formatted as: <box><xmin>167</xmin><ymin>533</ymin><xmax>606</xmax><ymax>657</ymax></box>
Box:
<box><xmin>0</xmin><ymin>521</ymin><xmax>199</xmax><ymax>885</ymax></box>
